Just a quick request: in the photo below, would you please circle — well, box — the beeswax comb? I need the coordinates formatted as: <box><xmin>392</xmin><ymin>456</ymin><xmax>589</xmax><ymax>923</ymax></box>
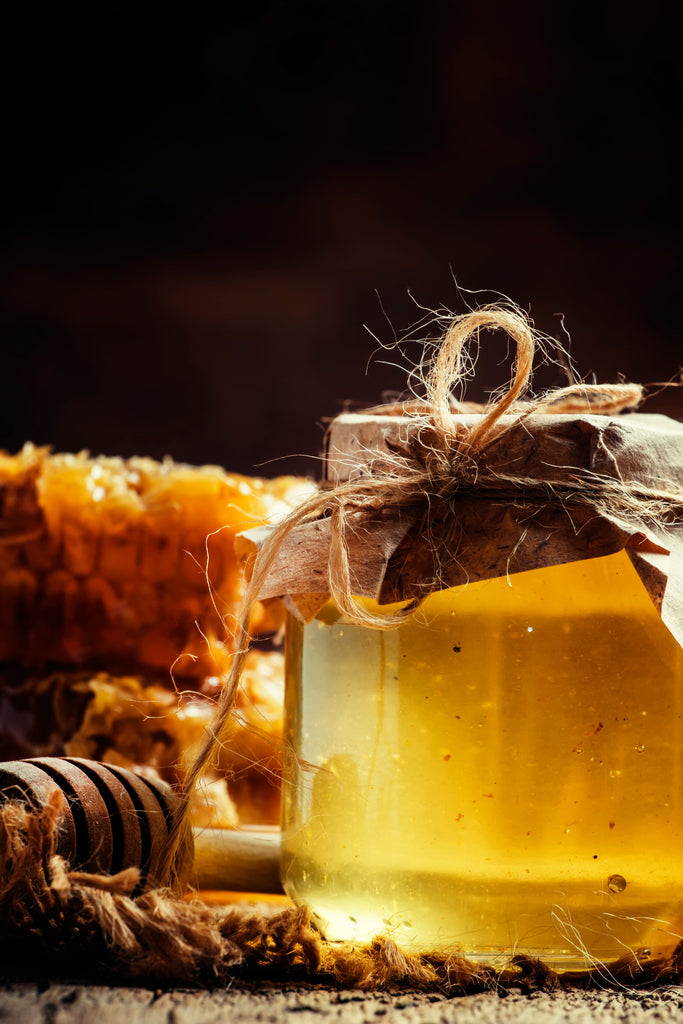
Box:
<box><xmin>0</xmin><ymin>757</ymin><xmax>282</xmax><ymax>896</ymax></box>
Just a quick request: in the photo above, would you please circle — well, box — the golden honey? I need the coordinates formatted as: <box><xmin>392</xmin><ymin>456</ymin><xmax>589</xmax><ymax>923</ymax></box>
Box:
<box><xmin>280</xmin><ymin>549</ymin><xmax>683</xmax><ymax>968</ymax></box>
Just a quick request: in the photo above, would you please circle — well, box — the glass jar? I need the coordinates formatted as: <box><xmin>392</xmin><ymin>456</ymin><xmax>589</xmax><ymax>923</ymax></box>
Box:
<box><xmin>280</xmin><ymin>548</ymin><xmax>683</xmax><ymax>969</ymax></box>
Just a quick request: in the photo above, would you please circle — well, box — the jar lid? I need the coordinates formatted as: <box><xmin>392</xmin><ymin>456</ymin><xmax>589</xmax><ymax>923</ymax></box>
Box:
<box><xmin>239</xmin><ymin>408</ymin><xmax>683</xmax><ymax>648</ymax></box>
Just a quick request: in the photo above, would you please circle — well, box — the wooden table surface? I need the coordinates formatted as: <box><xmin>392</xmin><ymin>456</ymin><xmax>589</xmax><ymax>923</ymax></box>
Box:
<box><xmin>2</xmin><ymin>983</ymin><xmax>683</xmax><ymax>1024</ymax></box>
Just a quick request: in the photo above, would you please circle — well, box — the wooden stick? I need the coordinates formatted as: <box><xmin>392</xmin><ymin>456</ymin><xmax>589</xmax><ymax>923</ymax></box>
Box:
<box><xmin>191</xmin><ymin>827</ymin><xmax>283</xmax><ymax>894</ymax></box>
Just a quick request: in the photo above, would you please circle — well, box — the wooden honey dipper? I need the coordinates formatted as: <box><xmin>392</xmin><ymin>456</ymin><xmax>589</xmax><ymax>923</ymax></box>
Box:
<box><xmin>0</xmin><ymin>757</ymin><xmax>283</xmax><ymax>896</ymax></box>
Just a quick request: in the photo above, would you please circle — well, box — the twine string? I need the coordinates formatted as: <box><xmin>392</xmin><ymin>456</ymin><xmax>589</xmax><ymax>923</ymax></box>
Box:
<box><xmin>163</xmin><ymin>302</ymin><xmax>673</xmax><ymax>881</ymax></box>
<box><xmin>427</xmin><ymin>305</ymin><xmax>536</xmax><ymax>452</ymax></box>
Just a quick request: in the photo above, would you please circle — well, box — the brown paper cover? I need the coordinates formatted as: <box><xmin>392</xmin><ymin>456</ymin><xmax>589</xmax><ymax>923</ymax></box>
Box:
<box><xmin>238</xmin><ymin>411</ymin><xmax>683</xmax><ymax>646</ymax></box>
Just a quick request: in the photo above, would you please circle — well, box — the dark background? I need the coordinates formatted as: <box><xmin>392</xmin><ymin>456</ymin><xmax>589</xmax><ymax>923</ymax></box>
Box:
<box><xmin>2</xmin><ymin>2</ymin><xmax>681</xmax><ymax>477</ymax></box>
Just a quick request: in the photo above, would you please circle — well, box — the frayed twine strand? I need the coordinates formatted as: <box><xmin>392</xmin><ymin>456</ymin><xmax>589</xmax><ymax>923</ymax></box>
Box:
<box><xmin>166</xmin><ymin>302</ymin><xmax>681</xmax><ymax>879</ymax></box>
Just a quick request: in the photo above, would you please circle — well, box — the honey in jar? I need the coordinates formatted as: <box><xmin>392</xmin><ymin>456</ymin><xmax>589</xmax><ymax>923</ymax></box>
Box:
<box><xmin>245</xmin><ymin>350</ymin><xmax>683</xmax><ymax>970</ymax></box>
<box><xmin>281</xmin><ymin>547</ymin><xmax>683</xmax><ymax>968</ymax></box>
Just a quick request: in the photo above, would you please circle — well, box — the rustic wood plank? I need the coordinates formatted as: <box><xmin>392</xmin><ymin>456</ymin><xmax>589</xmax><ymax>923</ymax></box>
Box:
<box><xmin>2</xmin><ymin>984</ymin><xmax>683</xmax><ymax>1024</ymax></box>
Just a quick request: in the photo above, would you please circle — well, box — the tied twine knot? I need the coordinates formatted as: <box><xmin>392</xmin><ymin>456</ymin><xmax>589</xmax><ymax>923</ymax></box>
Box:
<box><xmin>321</xmin><ymin>304</ymin><xmax>655</xmax><ymax>626</ymax></box>
<box><xmin>164</xmin><ymin>302</ymin><xmax>673</xmax><ymax>876</ymax></box>
<box><xmin>350</xmin><ymin>304</ymin><xmax>646</xmax><ymax>503</ymax></box>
